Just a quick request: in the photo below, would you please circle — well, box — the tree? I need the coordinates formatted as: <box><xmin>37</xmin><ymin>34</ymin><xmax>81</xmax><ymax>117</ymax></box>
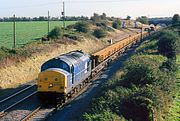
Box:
<box><xmin>115</xmin><ymin>19</ymin><xmax>122</xmax><ymax>26</ymax></box>
<box><xmin>48</xmin><ymin>26</ymin><xmax>61</xmax><ymax>40</ymax></box>
<box><xmin>112</xmin><ymin>19</ymin><xmax>122</xmax><ymax>29</ymax></box>
<box><xmin>126</xmin><ymin>16</ymin><xmax>131</xmax><ymax>20</ymax></box>
<box><xmin>172</xmin><ymin>14</ymin><xmax>180</xmax><ymax>25</ymax></box>
<box><xmin>158</xmin><ymin>34</ymin><xmax>177</xmax><ymax>59</ymax></box>
<box><xmin>157</xmin><ymin>30</ymin><xmax>179</xmax><ymax>59</ymax></box>
<box><xmin>136</xmin><ymin>16</ymin><xmax>149</xmax><ymax>24</ymax></box>
<box><xmin>101</xmin><ymin>13</ymin><xmax>107</xmax><ymax>20</ymax></box>
<box><xmin>112</xmin><ymin>22</ymin><xmax>119</xmax><ymax>29</ymax></box>
<box><xmin>74</xmin><ymin>22</ymin><xmax>89</xmax><ymax>33</ymax></box>
<box><xmin>90</xmin><ymin>13</ymin><xmax>101</xmax><ymax>22</ymax></box>
<box><xmin>93</xmin><ymin>29</ymin><xmax>107</xmax><ymax>38</ymax></box>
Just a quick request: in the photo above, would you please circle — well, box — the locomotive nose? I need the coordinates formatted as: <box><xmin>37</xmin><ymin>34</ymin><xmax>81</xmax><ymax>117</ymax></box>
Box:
<box><xmin>38</xmin><ymin>69</ymin><xmax>67</xmax><ymax>93</ymax></box>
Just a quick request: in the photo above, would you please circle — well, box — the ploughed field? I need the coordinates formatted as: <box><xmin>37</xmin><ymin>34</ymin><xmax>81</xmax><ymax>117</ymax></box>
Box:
<box><xmin>0</xmin><ymin>21</ymin><xmax>76</xmax><ymax>48</ymax></box>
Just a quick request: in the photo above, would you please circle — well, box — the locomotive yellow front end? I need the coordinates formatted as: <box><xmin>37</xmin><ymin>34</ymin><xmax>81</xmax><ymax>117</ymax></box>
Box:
<box><xmin>38</xmin><ymin>70</ymin><xmax>67</xmax><ymax>93</ymax></box>
<box><xmin>37</xmin><ymin>69</ymin><xmax>69</xmax><ymax>103</ymax></box>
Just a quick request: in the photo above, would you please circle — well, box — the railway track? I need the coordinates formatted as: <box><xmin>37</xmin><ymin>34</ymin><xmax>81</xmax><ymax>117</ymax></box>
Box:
<box><xmin>20</xmin><ymin>70</ymin><xmax>103</xmax><ymax>121</ymax></box>
<box><xmin>0</xmin><ymin>84</ymin><xmax>39</xmax><ymax>121</ymax></box>
<box><xmin>0</xmin><ymin>84</ymin><xmax>35</xmax><ymax>103</ymax></box>
<box><xmin>21</xmin><ymin>106</ymin><xmax>41</xmax><ymax>121</ymax></box>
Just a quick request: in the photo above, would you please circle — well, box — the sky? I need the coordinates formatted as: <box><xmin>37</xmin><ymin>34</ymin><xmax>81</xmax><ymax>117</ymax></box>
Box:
<box><xmin>0</xmin><ymin>0</ymin><xmax>180</xmax><ymax>19</ymax></box>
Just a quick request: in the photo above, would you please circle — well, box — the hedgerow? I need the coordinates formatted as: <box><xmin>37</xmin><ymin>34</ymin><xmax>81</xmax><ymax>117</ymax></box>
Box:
<box><xmin>83</xmin><ymin>27</ymin><xmax>179</xmax><ymax>121</ymax></box>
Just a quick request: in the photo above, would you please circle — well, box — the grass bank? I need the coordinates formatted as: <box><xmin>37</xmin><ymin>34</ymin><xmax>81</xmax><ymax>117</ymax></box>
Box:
<box><xmin>0</xmin><ymin>38</ymin><xmax>107</xmax><ymax>89</ymax></box>
<box><xmin>166</xmin><ymin>55</ymin><xmax>180</xmax><ymax>121</ymax></box>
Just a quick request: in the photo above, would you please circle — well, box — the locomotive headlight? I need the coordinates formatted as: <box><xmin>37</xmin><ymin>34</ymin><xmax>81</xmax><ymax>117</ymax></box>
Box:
<box><xmin>49</xmin><ymin>83</ymin><xmax>53</xmax><ymax>88</ymax></box>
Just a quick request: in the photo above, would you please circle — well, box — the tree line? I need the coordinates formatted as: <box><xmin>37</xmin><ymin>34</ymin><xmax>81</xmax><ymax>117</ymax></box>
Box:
<box><xmin>0</xmin><ymin>13</ymin><xmax>135</xmax><ymax>22</ymax></box>
<box><xmin>0</xmin><ymin>16</ymin><xmax>89</xmax><ymax>22</ymax></box>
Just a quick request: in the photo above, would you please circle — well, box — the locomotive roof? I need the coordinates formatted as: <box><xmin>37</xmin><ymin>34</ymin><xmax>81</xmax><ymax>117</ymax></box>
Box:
<box><xmin>54</xmin><ymin>50</ymin><xmax>90</xmax><ymax>67</ymax></box>
<box><xmin>46</xmin><ymin>68</ymin><xmax>70</xmax><ymax>76</ymax></box>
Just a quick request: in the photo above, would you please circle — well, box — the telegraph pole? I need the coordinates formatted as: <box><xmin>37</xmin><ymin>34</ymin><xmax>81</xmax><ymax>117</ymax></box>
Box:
<box><xmin>63</xmin><ymin>2</ymin><xmax>65</xmax><ymax>29</ymax></box>
<box><xmin>48</xmin><ymin>11</ymin><xmax>50</xmax><ymax>40</ymax></box>
<box><xmin>61</xmin><ymin>1</ymin><xmax>65</xmax><ymax>37</ymax></box>
<box><xmin>13</xmin><ymin>14</ymin><xmax>16</xmax><ymax>48</ymax></box>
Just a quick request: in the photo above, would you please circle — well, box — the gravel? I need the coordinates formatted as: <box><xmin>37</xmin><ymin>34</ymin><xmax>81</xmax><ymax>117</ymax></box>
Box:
<box><xmin>0</xmin><ymin>93</ymin><xmax>40</xmax><ymax>121</ymax></box>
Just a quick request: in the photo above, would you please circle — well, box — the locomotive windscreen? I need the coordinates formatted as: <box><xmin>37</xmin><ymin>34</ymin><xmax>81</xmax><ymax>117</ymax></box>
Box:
<box><xmin>41</xmin><ymin>59</ymin><xmax>70</xmax><ymax>72</ymax></box>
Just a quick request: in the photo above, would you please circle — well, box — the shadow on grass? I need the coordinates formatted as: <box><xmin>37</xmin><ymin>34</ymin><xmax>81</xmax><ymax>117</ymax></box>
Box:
<box><xmin>32</xmin><ymin>37</ymin><xmax>42</xmax><ymax>40</ymax></box>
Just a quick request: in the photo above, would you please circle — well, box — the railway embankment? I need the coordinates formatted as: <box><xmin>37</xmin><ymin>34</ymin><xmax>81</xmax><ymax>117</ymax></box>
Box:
<box><xmin>0</xmin><ymin>38</ymin><xmax>105</xmax><ymax>89</ymax></box>
<box><xmin>83</xmin><ymin>27</ymin><xmax>180</xmax><ymax>121</ymax></box>
<box><xmin>0</xmin><ymin>27</ymin><xmax>136</xmax><ymax>90</ymax></box>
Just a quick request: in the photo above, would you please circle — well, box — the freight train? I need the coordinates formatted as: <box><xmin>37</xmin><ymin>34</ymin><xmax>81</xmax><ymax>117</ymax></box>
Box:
<box><xmin>37</xmin><ymin>31</ymin><xmax>149</xmax><ymax>104</ymax></box>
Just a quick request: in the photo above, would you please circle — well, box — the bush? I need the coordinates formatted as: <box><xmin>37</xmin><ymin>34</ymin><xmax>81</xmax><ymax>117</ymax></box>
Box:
<box><xmin>48</xmin><ymin>26</ymin><xmax>61</xmax><ymax>40</ymax></box>
<box><xmin>112</xmin><ymin>22</ymin><xmax>119</xmax><ymax>29</ymax></box>
<box><xmin>74</xmin><ymin>22</ymin><xmax>89</xmax><ymax>33</ymax></box>
<box><xmin>83</xmin><ymin>111</ymin><xmax>121</xmax><ymax>121</ymax></box>
<box><xmin>151</xmin><ymin>29</ymin><xmax>180</xmax><ymax>55</ymax></box>
<box><xmin>118</xmin><ymin>85</ymin><xmax>163</xmax><ymax>121</ymax></box>
<box><xmin>172</xmin><ymin>14</ymin><xmax>180</xmax><ymax>25</ymax></box>
<box><xmin>123</xmin><ymin>55</ymin><xmax>166</xmax><ymax>87</ymax></box>
<box><xmin>66</xmin><ymin>24</ymin><xmax>76</xmax><ymax>29</ymax></box>
<box><xmin>160</xmin><ymin>59</ymin><xmax>177</xmax><ymax>72</ymax></box>
<box><xmin>157</xmin><ymin>30</ymin><xmax>178</xmax><ymax>59</ymax></box>
<box><xmin>123</xmin><ymin>55</ymin><xmax>176</xmax><ymax>93</ymax></box>
<box><xmin>0</xmin><ymin>47</ymin><xmax>10</xmax><ymax>60</ymax></box>
<box><xmin>136</xmin><ymin>16</ymin><xmax>149</xmax><ymax>24</ymax></box>
<box><xmin>63</xmin><ymin>33</ymin><xmax>79</xmax><ymax>40</ymax></box>
<box><xmin>93</xmin><ymin>29</ymin><xmax>107</xmax><ymax>38</ymax></box>
<box><xmin>100</xmin><ymin>22</ymin><xmax>107</xmax><ymax>28</ymax></box>
<box><xmin>112</xmin><ymin>20</ymin><xmax>121</xmax><ymax>29</ymax></box>
<box><xmin>96</xmin><ymin>22</ymin><xmax>107</xmax><ymax>28</ymax></box>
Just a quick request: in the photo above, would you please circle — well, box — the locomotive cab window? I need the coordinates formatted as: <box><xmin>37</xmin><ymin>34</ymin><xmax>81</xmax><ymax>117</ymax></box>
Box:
<box><xmin>41</xmin><ymin>59</ymin><xmax>70</xmax><ymax>72</ymax></box>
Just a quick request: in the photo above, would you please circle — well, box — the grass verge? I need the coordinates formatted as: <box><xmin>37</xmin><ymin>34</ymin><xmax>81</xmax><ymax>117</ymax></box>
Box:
<box><xmin>166</xmin><ymin>55</ymin><xmax>180</xmax><ymax>121</ymax></box>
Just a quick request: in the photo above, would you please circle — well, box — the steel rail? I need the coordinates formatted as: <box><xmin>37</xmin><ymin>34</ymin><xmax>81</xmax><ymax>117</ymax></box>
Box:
<box><xmin>21</xmin><ymin>106</ymin><xmax>41</xmax><ymax>121</ymax></box>
<box><xmin>0</xmin><ymin>91</ymin><xmax>38</xmax><ymax>116</ymax></box>
<box><xmin>0</xmin><ymin>84</ymin><xmax>35</xmax><ymax>104</ymax></box>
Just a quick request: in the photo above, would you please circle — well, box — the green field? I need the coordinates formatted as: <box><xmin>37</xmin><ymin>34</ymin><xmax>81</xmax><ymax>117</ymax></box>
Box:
<box><xmin>0</xmin><ymin>21</ymin><xmax>76</xmax><ymax>48</ymax></box>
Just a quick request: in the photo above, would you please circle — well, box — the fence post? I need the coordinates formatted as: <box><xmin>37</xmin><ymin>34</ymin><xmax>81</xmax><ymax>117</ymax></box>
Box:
<box><xmin>13</xmin><ymin>14</ymin><xmax>16</xmax><ymax>48</ymax></box>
